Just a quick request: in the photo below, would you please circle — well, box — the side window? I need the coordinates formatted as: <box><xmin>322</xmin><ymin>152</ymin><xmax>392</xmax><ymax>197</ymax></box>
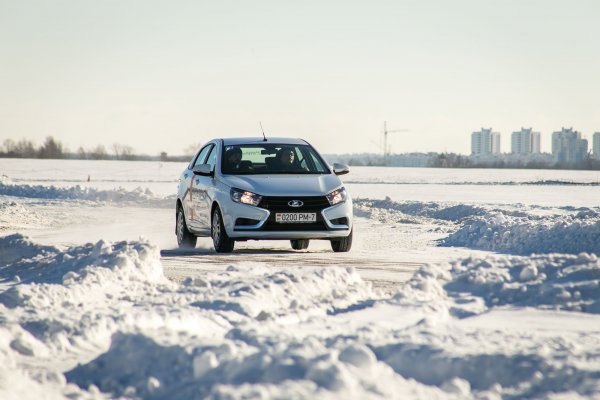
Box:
<box><xmin>205</xmin><ymin>145</ymin><xmax>218</xmax><ymax>171</ymax></box>
<box><xmin>192</xmin><ymin>145</ymin><xmax>213</xmax><ymax>169</ymax></box>
<box><xmin>309</xmin><ymin>152</ymin><xmax>328</xmax><ymax>173</ymax></box>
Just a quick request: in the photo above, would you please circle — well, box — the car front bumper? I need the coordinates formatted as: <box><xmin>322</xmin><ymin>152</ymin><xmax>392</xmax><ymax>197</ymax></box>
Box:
<box><xmin>221</xmin><ymin>198</ymin><xmax>353</xmax><ymax>240</ymax></box>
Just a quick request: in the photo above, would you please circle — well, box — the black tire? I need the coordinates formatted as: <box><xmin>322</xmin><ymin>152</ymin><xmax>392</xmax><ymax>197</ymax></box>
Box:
<box><xmin>212</xmin><ymin>208</ymin><xmax>235</xmax><ymax>253</ymax></box>
<box><xmin>331</xmin><ymin>229</ymin><xmax>353</xmax><ymax>252</ymax></box>
<box><xmin>291</xmin><ymin>239</ymin><xmax>310</xmax><ymax>250</ymax></box>
<box><xmin>176</xmin><ymin>206</ymin><xmax>197</xmax><ymax>249</ymax></box>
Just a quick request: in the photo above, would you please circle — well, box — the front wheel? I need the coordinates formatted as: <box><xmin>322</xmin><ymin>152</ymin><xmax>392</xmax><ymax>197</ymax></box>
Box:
<box><xmin>176</xmin><ymin>207</ymin><xmax>197</xmax><ymax>249</ymax></box>
<box><xmin>212</xmin><ymin>208</ymin><xmax>235</xmax><ymax>253</ymax></box>
<box><xmin>331</xmin><ymin>229</ymin><xmax>353</xmax><ymax>252</ymax></box>
<box><xmin>291</xmin><ymin>239</ymin><xmax>310</xmax><ymax>250</ymax></box>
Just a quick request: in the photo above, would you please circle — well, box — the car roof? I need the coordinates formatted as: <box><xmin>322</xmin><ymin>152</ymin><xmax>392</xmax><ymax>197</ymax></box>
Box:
<box><xmin>221</xmin><ymin>137</ymin><xmax>308</xmax><ymax>146</ymax></box>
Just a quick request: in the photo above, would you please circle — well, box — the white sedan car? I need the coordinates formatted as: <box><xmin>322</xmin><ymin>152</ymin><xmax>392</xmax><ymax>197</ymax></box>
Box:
<box><xmin>175</xmin><ymin>137</ymin><xmax>353</xmax><ymax>253</ymax></box>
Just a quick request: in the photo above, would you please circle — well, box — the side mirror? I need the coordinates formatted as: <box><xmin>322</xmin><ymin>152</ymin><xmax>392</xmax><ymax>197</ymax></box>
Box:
<box><xmin>192</xmin><ymin>164</ymin><xmax>214</xmax><ymax>177</ymax></box>
<box><xmin>332</xmin><ymin>163</ymin><xmax>350</xmax><ymax>176</ymax></box>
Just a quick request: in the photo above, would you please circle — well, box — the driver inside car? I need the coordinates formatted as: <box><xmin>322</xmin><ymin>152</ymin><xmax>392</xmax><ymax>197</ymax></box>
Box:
<box><xmin>276</xmin><ymin>147</ymin><xmax>307</xmax><ymax>172</ymax></box>
<box><xmin>224</xmin><ymin>147</ymin><xmax>252</xmax><ymax>172</ymax></box>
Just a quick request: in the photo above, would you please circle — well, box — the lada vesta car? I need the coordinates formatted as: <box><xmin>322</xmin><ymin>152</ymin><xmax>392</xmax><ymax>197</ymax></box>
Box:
<box><xmin>175</xmin><ymin>137</ymin><xmax>353</xmax><ymax>253</ymax></box>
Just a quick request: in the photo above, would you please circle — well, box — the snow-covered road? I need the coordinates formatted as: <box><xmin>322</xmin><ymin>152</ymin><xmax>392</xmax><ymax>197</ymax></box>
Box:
<box><xmin>2</xmin><ymin>161</ymin><xmax>600</xmax><ymax>399</ymax></box>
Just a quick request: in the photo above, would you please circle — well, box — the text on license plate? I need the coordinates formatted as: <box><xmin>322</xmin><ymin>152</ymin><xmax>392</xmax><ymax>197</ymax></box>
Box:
<box><xmin>275</xmin><ymin>213</ymin><xmax>316</xmax><ymax>223</ymax></box>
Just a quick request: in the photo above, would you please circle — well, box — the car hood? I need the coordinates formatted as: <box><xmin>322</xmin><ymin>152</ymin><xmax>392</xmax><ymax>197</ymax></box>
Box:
<box><xmin>219</xmin><ymin>174</ymin><xmax>343</xmax><ymax>197</ymax></box>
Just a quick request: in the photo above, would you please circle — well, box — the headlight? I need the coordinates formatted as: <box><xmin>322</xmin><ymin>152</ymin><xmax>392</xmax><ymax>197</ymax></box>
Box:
<box><xmin>326</xmin><ymin>187</ymin><xmax>347</xmax><ymax>206</ymax></box>
<box><xmin>230</xmin><ymin>188</ymin><xmax>262</xmax><ymax>207</ymax></box>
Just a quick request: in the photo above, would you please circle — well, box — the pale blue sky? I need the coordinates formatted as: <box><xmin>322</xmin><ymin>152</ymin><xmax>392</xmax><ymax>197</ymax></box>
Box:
<box><xmin>1</xmin><ymin>0</ymin><xmax>599</xmax><ymax>155</ymax></box>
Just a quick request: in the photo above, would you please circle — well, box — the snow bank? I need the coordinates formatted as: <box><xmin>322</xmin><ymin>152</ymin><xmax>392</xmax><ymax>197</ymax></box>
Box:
<box><xmin>4</xmin><ymin>235</ymin><xmax>425</xmax><ymax>399</ymax></box>
<box><xmin>396</xmin><ymin>252</ymin><xmax>600</xmax><ymax>316</ymax></box>
<box><xmin>354</xmin><ymin>198</ymin><xmax>488</xmax><ymax>223</ymax></box>
<box><xmin>0</xmin><ymin>177</ymin><xmax>175</xmax><ymax>207</ymax></box>
<box><xmin>66</xmin><ymin>331</ymin><xmax>457</xmax><ymax>400</ymax></box>
<box><xmin>0</xmin><ymin>200</ymin><xmax>44</xmax><ymax>232</ymax></box>
<box><xmin>4</xmin><ymin>233</ymin><xmax>600</xmax><ymax>399</ymax></box>
<box><xmin>444</xmin><ymin>209</ymin><xmax>600</xmax><ymax>255</ymax></box>
<box><xmin>186</xmin><ymin>264</ymin><xmax>372</xmax><ymax>320</ymax></box>
<box><xmin>362</xmin><ymin>254</ymin><xmax>600</xmax><ymax>398</ymax></box>
<box><xmin>355</xmin><ymin>198</ymin><xmax>600</xmax><ymax>256</ymax></box>
<box><xmin>440</xmin><ymin>253</ymin><xmax>600</xmax><ymax>314</ymax></box>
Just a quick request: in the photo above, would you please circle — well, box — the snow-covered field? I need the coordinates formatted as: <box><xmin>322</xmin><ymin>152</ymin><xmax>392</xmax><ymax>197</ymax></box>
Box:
<box><xmin>1</xmin><ymin>159</ymin><xmax>600</xmax><ymax>399</ymax></box>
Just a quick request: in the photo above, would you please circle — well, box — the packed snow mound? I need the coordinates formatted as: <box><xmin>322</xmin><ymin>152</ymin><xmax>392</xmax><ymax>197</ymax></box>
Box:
<box><xmin>4</xmin><ymin>236</ymin><xmax>424</xmax><ymax>399</ymax></box>
<box><xmin>4</xmin><ymin>235</ymin><xmax>600</xmax><ymax>399</ymax></box>
<box><xmin>444</xmin><ymin>209</ymin><xmax>600</xmax><ymax>255</ymax></box>
<box><xmin>0</xmin><ymin>177</ymin><xmax>175</xmax><ymax>207</ymax></box>
<box><xmin>369</xmin><ymin>326</ymin><xmax>600</xmax><ymax>399</ymax></box>
<box><xmin>186</xmin><ymin>264</ymin><xmax>373</xmax><ymax>319</ymax></box>
<box><xmin>354</xmin><ymin>197</ymin><xmax>535</xmax><ymax>225</ymax></box>
<box><xmin>0</xmin><ymin>201</ymin><xmax>44</xmax><ymax>232</ymax></box>
<box><xmin>0</xmin><ymin>233</ymin><xmax>59</xmax><ymax>267</ymax></box>
<box><xmin>402</xmin><ymin>253</ymin><xmax>600</xmax><ymax>314</ymax></box>
<box><xmin>355</xmin><ymin>198</ymin><xmax>600</xmax><ymax>256</ymax></box>
<box><xmin>0</xmin><ymin>234</ymin><xmax>163</xmax><ymax>286</ymax></box>
<box><xmin>354</xmin><ymin>198</ymin><xmax>489</xmax><ymax>223</ymax></box>
<box><xmin>66</xmin><ymin>331</ymin><xmax>454</xmax><ymax>400</ymax></box>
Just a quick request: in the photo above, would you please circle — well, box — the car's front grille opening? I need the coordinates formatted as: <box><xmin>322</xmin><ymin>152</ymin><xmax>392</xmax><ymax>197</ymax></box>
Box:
<box><xmin>235</xmin><ymin>218</ymin><xmax>261</xmax><ymax>226</ymax></box>
<box><xmin>258</xmin><ymin>196</ymin><xmax>330</xmax><ymax>211</ymax></box>
<box><xmin>330</xmin><ymin>217</ymin><xmax>348</xmax><ymax>225</ymax></box>
<box><xmin>256</xmin><ymin>196</ymin><xmax>331</xmax><ymax>232</ymax></box>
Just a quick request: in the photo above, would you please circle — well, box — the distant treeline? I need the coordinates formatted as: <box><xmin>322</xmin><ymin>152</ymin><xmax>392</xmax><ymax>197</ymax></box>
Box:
<box><xmin>327</xmin><ymin>152</ymin><xmax>600</xmax><ymax>170</ymax></box>
<box><xmin>0</xmin><ymin>136</ymin><xmax>190</xmax><ymax>162</ymax></box>
<box><xmin>3</xmin><ymin>137</ymin><xmax>600</xmax><ymax>170</ymax></box>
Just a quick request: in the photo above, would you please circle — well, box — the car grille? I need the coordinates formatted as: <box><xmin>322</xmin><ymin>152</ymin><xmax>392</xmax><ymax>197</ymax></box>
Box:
<box><xmin>258</xmin><ymin>196</ymin><xmax>330</xmax><ymax>211</ymax></box>
<box><xmin>258</xmin><ymin>196</ymin><xmax>330</xmax><ymax>231</ymax></box>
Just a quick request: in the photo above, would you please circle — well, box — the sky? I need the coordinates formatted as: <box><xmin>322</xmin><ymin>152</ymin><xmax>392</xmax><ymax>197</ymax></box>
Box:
<box><xmin>1</xmin><ymin>0</ymin><xmax>600</xmax><ymax>156</ymax></box>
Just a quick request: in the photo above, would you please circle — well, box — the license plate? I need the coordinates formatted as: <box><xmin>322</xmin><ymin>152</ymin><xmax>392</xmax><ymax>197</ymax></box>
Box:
<box><xmin>275</xmin><ymin>213</ymin><xmax>316</xmax><ymax>223</ymax></box>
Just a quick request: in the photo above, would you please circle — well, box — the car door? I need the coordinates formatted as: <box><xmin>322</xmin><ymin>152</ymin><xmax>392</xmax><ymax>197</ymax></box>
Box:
<box><xmin>191</xmin><ymin>143</ymin><xmax>218</xmax><ymax>233</ymax></box>
<box><xmin>183</xmin><ymin>144</ymin><xmax>213</xmax><ymax>231</ymax></box>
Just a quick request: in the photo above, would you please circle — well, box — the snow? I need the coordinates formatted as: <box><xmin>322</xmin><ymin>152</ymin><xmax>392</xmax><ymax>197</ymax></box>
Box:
<box><xmin>0</xmin><ymin>175</ymin><xmax>175</xmax><ymax>207</ymax></box>
<box><xmin>444</xmin><ymin>209</ymin><xmax>600</xmax><ymax>255</ymax></box>
<box><xmin>2</xmin><ymin>159</ymin><xmax>600</xmax><ymax>399</ymax></box>
<box><xmin>356</xmin><ymin>197</ymin><xmax>600</xmax><ymax>256</ymax></box>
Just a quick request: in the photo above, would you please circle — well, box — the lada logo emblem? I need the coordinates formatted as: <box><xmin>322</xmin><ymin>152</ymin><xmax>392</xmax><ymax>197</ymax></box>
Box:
<box><xmin>288</xmin><ymin>200</ymin><xmax>304</xmax><ymax>207</ymax></box>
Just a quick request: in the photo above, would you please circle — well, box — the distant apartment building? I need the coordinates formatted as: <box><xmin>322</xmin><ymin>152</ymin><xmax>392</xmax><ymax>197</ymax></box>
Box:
<box><xmin>511</xmin><ymin>127</ymin><xmax>540</xmax><ymax>155</ymax></box>
<box><xmin>593</xmin><ymin>132</ymin><xmax>600</xmax><ymax>160</ymax></box>
<box><xmin>551</xmin><ymin>127</ymin><xmax>588</xmax><ymax>164</ymax></box>
<box><xmin>471</xmin><ymin>128</ymin><xmax>501</xmax><ymax>155</ymax></box>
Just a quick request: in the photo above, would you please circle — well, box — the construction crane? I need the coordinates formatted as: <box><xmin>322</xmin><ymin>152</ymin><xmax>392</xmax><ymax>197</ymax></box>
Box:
<box><xmin>382</xmin><ymin>121</ymin><xmax>408</xmax><ymax>165</ymax></box>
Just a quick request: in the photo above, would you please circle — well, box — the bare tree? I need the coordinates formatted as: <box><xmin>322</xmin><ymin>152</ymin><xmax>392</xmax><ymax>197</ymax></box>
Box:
<box><xmin>112</xmin><ymin>143</ymin><xmax>135</xmax><ymax>160</ymax></box>
<box><xmin>77</xmin><ymin>146</ymin><xmax>87</xmax><ymax>160</ymax></box>
<box><xmin>15</xmin><ymin>139</ymin><xmax>37</xmax><ymax>158</ymax></box>
<box><xmin>38</xmin><ymin>136</ymin><xmax>64</xmax><ymax>159</ymax></box>
<box><xmin>90</xmin><ymin>144</ymin><xmax>107</xmax><ymax>160</ymax></box>
<box><xmin>2</xmin><ymin>139</ymin><xmax>15</xmax><ymax>153</ymax></box>
<box><xmin>120</xmin><ymin>145</ymin><xmax>134</xmax><ymax>160</ymax></box>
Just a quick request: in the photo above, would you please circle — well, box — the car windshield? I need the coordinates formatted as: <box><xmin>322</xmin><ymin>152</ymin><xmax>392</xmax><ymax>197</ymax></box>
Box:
<box><xmin>221</xmin><ymin>144</ymin><xmax>330</xmax><ymax>175</ymax></box>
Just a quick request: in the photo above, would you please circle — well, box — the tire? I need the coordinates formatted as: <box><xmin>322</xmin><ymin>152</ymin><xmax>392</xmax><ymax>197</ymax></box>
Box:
<box><xmin>331</xmin><ymin>229</ymin><xmax>353</xmax><ymax>252</ymax></box>
<box><xmin>176</xmin><ymin>207</ymin><xmax>197</xmax><ymax>249</ymax></box>
<box><xmin>212</xmin><ymin>208</ymin><xmax>235</xmax><ymax>253</ymax></box>
<box><xmin>291</xmin><ymin>239</ymin><xmax>310</xmax><ymax>250</ymax></box>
